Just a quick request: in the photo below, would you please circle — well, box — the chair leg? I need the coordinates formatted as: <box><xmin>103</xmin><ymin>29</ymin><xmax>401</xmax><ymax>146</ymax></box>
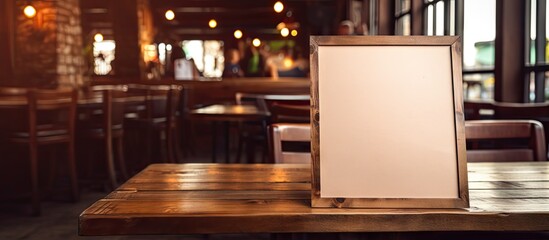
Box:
<box><xmin>67</xmin><ymin>141</ymin><xmax>79</xmax><ymax>202</ymax></box>
<box><xmin>235</xmin><ymin>135</ymin><xmax>243</xmax><ymax>164</ymax></box>
<box><xmin>172</xmin><ymin>124</ymin><xmax>184</xmax><ymax>163</ymax></box>
<box><xmin>105</xmin><ymin>136</ymin><xmax>117</xmax><ymax>190</ymax></box>
<box><xmin>29</xmin><ymin>143</ymin><xmax>40</xmax><ymax>216</ymax></box>
<box><xmin>47</xmin><ymin>147</ymin><xmax>57</xmax><ymax>195</ymax></box>
<box><xmin>115</xmin><ymin>137</ymin><xmax>129</xmax><ymax>180</ymax></box>
<box><xmin>144</xmin><ymin>127</ymin><xmax>153</xmax><ymax>165</ymax></box>
<box><xmin>166</xmin><ymin>127</ymin><xmax>174</xmax><ymax>163</ymax></box>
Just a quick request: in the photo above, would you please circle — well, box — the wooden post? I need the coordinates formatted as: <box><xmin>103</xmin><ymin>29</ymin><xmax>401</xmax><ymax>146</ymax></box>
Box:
<box><xmin>411</xmin><ymin>0</ymin><xmax>424</xmax><ymax>35</ymax></box>
<box><xmin>377</xmin><ymin>0</ymin><xmax>395</xmax><ymax>35</ymax></box>
<box><xmin>110</xmin><ymin>0</ymin><xmax>141</xmax><ymax>78</ymax></box>
<box><xmin>495</xmin><ymin>0</ymin><xmax>526</xmax><ymax>102</ymax></box>
<box><xmin>0</xmin><ymin>0</ymin><xmax>14</xmax><ymax>82</ymax></box>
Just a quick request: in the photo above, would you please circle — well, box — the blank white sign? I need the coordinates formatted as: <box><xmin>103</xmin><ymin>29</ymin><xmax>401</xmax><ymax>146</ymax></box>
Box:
<box><xmin>319</xmin><ymin>46</ymin><xmax>458</xmax><ymax>198</ymax></box>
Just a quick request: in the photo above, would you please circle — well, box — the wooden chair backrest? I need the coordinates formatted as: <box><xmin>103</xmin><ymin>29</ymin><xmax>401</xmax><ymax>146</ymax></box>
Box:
<box><xmin>465</xmin><ymin>120</ymin><xmax>547</xmax><ymax>162</ymax></box>
<box><xmin>270</xmin><ymin>102</ymin><xmax>310</xmax><ymax>123</ymax></box>
<box><xmin>27</xmin><ymin>88</ymin><xmax>77</xmax><ymax>142</ymax></box>
<box><xmin>0</xmin><ymin>87</ymin><xmax>28</xmax><ymax>96</ymax></box>
<box><xmin>99</xmin><ymin>89</ymin><xmax>126</xmax><ymax>131</ymax></box>
<box><xmin>167</xmin><ymin>86</ymin><xmax>181</xmax><ymax>128</ymax></box>
<box><xmin>270</xmin><ymin>123</ymin><xmax>311</xmax><ymax>164</ymax></box>
<box><xmin>493</xmin><ymin>102</ymin><xmax>549</xmax><ymax>117</ymax></box>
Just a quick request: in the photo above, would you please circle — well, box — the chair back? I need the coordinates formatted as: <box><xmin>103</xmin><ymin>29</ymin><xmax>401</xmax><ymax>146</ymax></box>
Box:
<box><xmin>27</xmin><ymin>88</ymin><xmax>77</xmax><ymax>143</ymax></box>
<box><xmin>145</xmin><ymin>86</ymin><xmax>170</xmax><ymax>120</ymax></box>
<box><xmin>98</xmin><ymin>89</ymin><xmax>126</xmax><ymax>133</ymax></box>
<box><xmin>270</xmin><ymin>102</ymin><xmax>310</xmax><ymax>123</ymax></box>
<box><xmin>0</xmin><ymin>87</ymin><xmax>28</xmax><ymax>96</ymax></box>
<box><xmin>167</xmin><ymin>87</ymin><xmax>181</xmax><ymax>128</ymax></box>
<box><xmin>465</xmin><ymin>120</ymin><xmax>547</xmax><ymax>162</ymax></box>
<box><xmin>270</xmin><ymin>123</ymin><xmax>311</xmax><ymax>164</ymax></box>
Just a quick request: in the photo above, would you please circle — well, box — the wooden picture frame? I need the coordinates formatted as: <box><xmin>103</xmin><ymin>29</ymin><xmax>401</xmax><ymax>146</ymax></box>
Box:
<box><xmin>309</xmin><ymin>36</ymin><xmax>469</xmax><ymax>208</ymax></box>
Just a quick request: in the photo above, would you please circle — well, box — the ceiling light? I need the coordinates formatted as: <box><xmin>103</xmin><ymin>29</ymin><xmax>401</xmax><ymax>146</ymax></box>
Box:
<box><xmin>291</xmin><ymin>29</ymin><xmax>298</xmax><ymax>36</ymax></box>
<box><xmin>209</xmin><ymin>19</ymin><xmax>217</xmax><ymax>28</ymax></box>
<box><xmin>276</xmin><ymin>22</ymin><xmax>286</xmax><ymax>30</ymax></box>
<box><xmin>274</xmin><ymin>1</ymin><xmax>284</xmax><ymax>13</ymax></box>
<box><xmin>234</xmin><ymin>30</ymin><xmax>243</xmax><ymax>39</ymax></box>
<box><xmin>252</xmin><ymin>38</ymin><xmax>261</xmax><ymax>47</ymax></box>
<box><xmin>165</xmin><ymin>10</ymin><xmax>175</xmax><ymax>21</ymax></box>
<box><xmin>94</xmin><ymin>33</ymin><xmax>104</xmax><ymax>42</ymax></box>
<box><xmin>23</xmin><ymin>5</ymin><xmax>36</xmax><ymax>18</ymax></box>
<box><xmin>280</xmin><ymin>28</ymin><xmax>289</xmax><ymax>37</ymax></box>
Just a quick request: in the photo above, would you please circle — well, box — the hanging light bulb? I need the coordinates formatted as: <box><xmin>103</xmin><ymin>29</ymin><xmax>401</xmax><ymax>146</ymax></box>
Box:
<box><xmin>252</xmin><ymin>38</ymin><xmax>261</xmax><ymax>47</ymax></box>
<box><xmin>94</xmin><ymin>33</ymin><xmax>104</xmax><ymax>42</ymax></box>
<box><xmin>23</xmin><ymin>5</ymin><xmax>37</xmax><ymax>18</ymax></box>
<box><xmin>291</xmin><ymin>29</ymin><xmax>298</xmax><ymax>36</ymax></box>
<box><xmin>165</xmin><ymin>10</ymin><xmax>175</xmax><ymax>21</ymax></box>
<box><xmin>208</xmin><ymin>19</ymin><xmax>217</xmax><ymax>28</ymax></box>
<box><xmin>274</xmin><ymin>1</ymin><xmax>284</xmax><ymax>13</ymax></box>
<box><xmin>234</xmin><ymin>30</ymin><xmax>243</xmax><ymax>39</ymax></box>
<box><xmin>280</xmin><ymin>28</ymin><xmax>289</xmax><ymax>37</ymax></box>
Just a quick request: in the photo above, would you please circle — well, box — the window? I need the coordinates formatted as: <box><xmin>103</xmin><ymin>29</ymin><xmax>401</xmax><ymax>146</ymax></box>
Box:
<box><xmin>461</xmin><ymin>0</ymin><xmax>496</xmax><ymax>100</ymax></box>
<box><xmin>93</xmin><ymin>40</ymin><xmax>115</xmax><ymax>75</ymax></box>
<box><xmin>525</xmin><ymin>0</ymin><xmax>549</xmax><ymax>102</ymax></box>
<box><xmin>424</xmin><ymin>0</ymin><xmax>456</xmax><ymax>36</ymax></box>
<box><xmin>395</xmin><ymin>0</ymin><xmax>411</xmax><ymax>35</ymax></box>
<box><xmin>181</xmin><ymin>40</ymin><xmax>224</xmax><ymax>78</ymax></box>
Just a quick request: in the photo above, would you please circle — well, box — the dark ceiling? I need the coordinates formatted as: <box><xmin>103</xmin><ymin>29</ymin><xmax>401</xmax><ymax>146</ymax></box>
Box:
<box><xmin>80</xmin><ymin>0</ymin><xmax>342</xmax><ymax>42</ymax></box>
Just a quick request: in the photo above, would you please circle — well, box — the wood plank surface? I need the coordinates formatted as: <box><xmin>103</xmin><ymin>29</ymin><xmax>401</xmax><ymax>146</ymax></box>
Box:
<box><xmin>79</xmin><ymin>162</ymin><xmax>549</xmax><ymax>235</ymax></box>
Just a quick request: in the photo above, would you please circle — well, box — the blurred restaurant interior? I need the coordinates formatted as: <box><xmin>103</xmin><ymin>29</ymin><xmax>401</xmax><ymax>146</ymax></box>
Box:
<box><xmin>1</xmin><ymin>0</ymin><xmax>549</xmax><ymax>239</ymax></box>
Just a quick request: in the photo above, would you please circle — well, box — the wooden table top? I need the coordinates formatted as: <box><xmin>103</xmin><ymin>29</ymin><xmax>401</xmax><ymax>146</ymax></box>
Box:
<box><xmin>79</xmin><ymin>162</ymin><xmax>549</xmax><ymax>235</ymax></box>
<box><xmin>190</xmin><ymin>104</ymin><xmax>269</xmax><ymax>121</ymax></box>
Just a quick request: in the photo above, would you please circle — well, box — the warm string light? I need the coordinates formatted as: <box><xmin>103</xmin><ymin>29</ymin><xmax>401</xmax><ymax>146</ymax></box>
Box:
<box><xmin>94</xmin><ymin>33</ymin><xmax>104</xmax><ymax>42</ymax></box>
<box><xmin>291</xmin><ymin>29</ymin><xmax>298</xmax><ymax>36</ymax></box>
<box><xmin>165</xmin><ymin>10</ymin><xmax>175</xmax><ymax>21</ymax></box>
<box><xmin>23</xmin><ymin>5</ymin><xmax>37</xmax><ymax>18</ymax></box>
<box><xmin>208</xmin><ymin>19</ymin><xmax>217</xmax><ymax>28</ymax></box>
<box><xmin>283</xmin><ymin>58</ymin><xmax>293</xmax><ymax>68</ymax></box>
<box><xmin>234</xmin><ymin>30</ymin><xmax>243</xmax><ymax>39</ymax></box>
<box><xmin>280</xmin><ymin>27</ymin><xmax>289</xmax><ymax>37</ymax></box>
<box><xmin>274</xmin><ymin>1</ymin><xmax>284</xmax><ymax>13</ymax></box>
<box><xmin>252</xmin><ymin>38</ymin><xmax>261</xmax><ymax>47</ymax></box>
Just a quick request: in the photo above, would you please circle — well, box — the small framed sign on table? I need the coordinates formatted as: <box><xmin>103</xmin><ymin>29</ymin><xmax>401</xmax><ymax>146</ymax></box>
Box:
<box><xmin>309</xmin><ymin>36</ymin><xmax>469</xmax><ymax>208</ymax></box>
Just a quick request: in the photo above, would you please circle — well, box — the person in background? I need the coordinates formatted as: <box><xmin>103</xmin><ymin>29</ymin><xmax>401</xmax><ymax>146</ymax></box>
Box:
<box><xmin>241</xmin><ymin>45</ymin><xmax>265</xmax><ymax>77</ymax></box>
<box><xmin>338</xmin><ymin>20</ymin><xmax>355</xmax><ymax>35</ymax></box>
<box><xmin>266</xmin><ymin>46</ymin><xmax>308</xmax><ymax>79</ymax></box>
<box><xmin>223</xmin><ymin>49</ymin><xmax>244</xmax><ymax>78</ymax></box>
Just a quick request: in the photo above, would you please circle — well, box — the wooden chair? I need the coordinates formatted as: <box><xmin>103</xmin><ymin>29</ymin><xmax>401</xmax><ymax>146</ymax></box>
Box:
<box><xmin>493</xmin><ymin>102</ymin><xmax>549</xmax><ymax>156</ymax></box>
<box><xmin>464</xmin><ymin>100</ymin><xmax>495</xmax><ymax>120</ymax></box>
<box><xmin>125</xmin><ymin>85</ymin><xmax>182</xmax><ymax>165</ymax></box>
<box><xmin>6</xmin><ymin>88</ymin><xmax>79</xmax><ymax>215</ymax></box>
<box><xmin>465</xmin><ymin>120</ymin><xmax>547</xmax><ymax>162</ymax></box>
<box><xmin>269</xmin><ymin>123</ymin><xmax>311</xmax><ymax>164</ymax></box>
<box><xmin>269</xmin><ymin>102</ymin><xmax>310</xmax><ymax>123</ymax></box>
<box><xmin>234</xmin><ymin>93</ymin><xmax>269</xmax><ymax>163</ymax></box>
<box><xmin>77</xmin><ymin>89</ymin><xmax>128</xmax><ymax>189</ymax></box>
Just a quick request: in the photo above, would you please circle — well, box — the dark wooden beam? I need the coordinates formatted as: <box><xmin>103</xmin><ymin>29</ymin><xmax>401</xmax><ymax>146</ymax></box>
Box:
<box><xmin>495</xmin><ymin>0</ymin><xmax>526</xmax><ymax>102</ymax></box>
<box><xmin>151</xmin><ymin>0</ymin><xmax>312</xmax><ymax>9</ymax></box>
<box><xmin>110</xmin><ymin>0</ymin><xmax>141</xmax><ymax>77</ymax></box>
<box><xmin>0</xmin><ymin>0</ymin><xmax>14</xmax><ymax>82</ymax></box>
<box><xmin>377</xmin><ymin>0</ymin><xmax>394</xmax><ymax>35</ymax></box>
<box><xmin>411</xmin><ymin>0</ymin><xmax>423</xmax><ymax>35</ymax></box>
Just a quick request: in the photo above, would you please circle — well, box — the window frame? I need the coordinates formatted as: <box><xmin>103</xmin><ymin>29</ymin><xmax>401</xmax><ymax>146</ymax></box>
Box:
<box><xmin>524</xmin><ymin>0</ymin><xmax>548</xmax><ymax>102</ymax></box>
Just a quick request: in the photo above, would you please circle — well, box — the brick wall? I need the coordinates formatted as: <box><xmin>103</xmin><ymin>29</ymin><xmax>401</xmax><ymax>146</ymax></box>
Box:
<box><xmin>13</xmin><ymin>0</ymin><xmax>84</xmax><ymax>88</ymax></box>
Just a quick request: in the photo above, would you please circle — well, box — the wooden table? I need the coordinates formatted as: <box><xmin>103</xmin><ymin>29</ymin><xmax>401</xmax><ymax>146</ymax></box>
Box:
<box><xmin>79</xmin><ymin>162</ymin><xmax>549</xmax><ymax>235</ymax></box>
<box><xmin>191</xmin><ymin>104</ymin><xmax>269</xmax><ymax>163</ymax></box>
